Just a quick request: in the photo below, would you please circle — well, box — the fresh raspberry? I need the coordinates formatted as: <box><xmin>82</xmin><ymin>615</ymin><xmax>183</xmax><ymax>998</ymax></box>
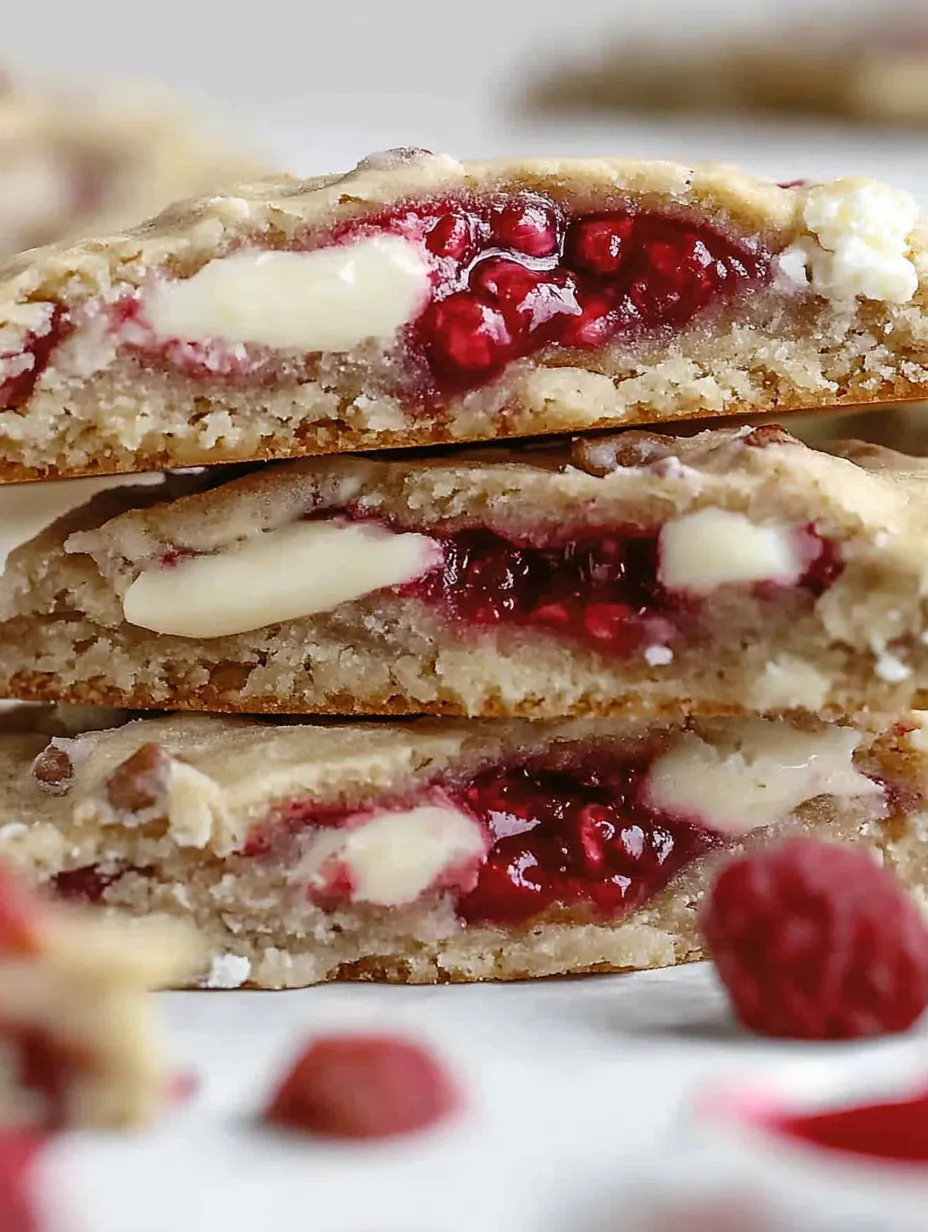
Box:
<box><xmin>701</xmin><ymin>838</ymin><xmax>928</xmax><ymax>1040</ymax></box>
<box><xmin>263</xmin><ymin>1033</ymin><xmax>459</xmax><ymax>1139</ymax></box>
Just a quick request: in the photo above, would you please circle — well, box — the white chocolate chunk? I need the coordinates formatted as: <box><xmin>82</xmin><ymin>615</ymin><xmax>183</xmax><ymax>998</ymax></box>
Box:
<box><xmin>782</xmin><ymin>179</ymin><xmax>919</xmax><ymax>303</ymax></box>
<box><xmin>164</xmin><ymin>761</ymin><xmax>226</xmax><ymax>848</ymax></box>
<box><xmin>144</xmin><ymin>235</ymin><xmax>431</xmax><ymax>352</ymax></box>
<box><xmin>298</xmin><ymin>802</ymin><xmax>487</xmax><ymax>908</ymax></box>
<box><xmin>643</xmin><ymin>720</ymin><xmax>881</xmax><ymax>835</ymax></box>
<box><xmin>123</xmin><ymin>519</ymin><xmax>441</xmax><ymax>639</ymax></box>
<box><xmin>658</xmin><ymin>508</ymin><xmax>804</xmax><ymax>594</ymax></box>
<box><xmin>644</xmin><ymin>645</ymin><xmax>674</xmax><ymax>667</ymax></box>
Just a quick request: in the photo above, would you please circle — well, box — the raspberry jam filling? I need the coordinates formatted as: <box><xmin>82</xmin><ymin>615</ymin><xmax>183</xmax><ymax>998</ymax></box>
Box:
<box><xmin>357</xmin><ymin>192</ymin><xmax>769</xmax><ymax>389</ymax></box>
<box><xmin>0</xmin><ymin>308</ymin><xmax>69</xmax><ymax>410</ymax></box>
<box><xmin>0</xmin><ymin>192</ymin><xmax>772</xmax><ymax>409</ymax></box>
<box><xmin>51</xmin><ymin>731</ymin><xmax>882</xmax><ymax>930</ymax></box>
<box><xmin>133</xmin><ymin>196</ymin><xmax>770</xmax><ymax>397</ymax></box>
<box><xmin>243</xmin><ymin>748</ymin><xmax>719</xmax><ymax>926</ymax></box>
<box><xmin>411</xmin><ymin>527</ymin><xmax>677</xmax><ymax>656</ymax></box>
<box><xmin>52</xmin><ymin>749</ymin><xmax>715</xmax><ymax>925</ymax></box>
<box><xmin>51</xmin><ymin>865</ymin><xmax>127</xmax><ymax>903</ymax></box>
<box><xmin>339</xmin><ymin>195</ymin><xmax>770</xmax><ymax>390</ymax></box>
<box><xmin>399</xmin><ymin>521</ymin><xmax>840</xmax><ymax>657</ymax></box>
<box><xmin>453</xmin><ymin>755</ymin><xmax>712</xmax><ymax>925</ymax></box>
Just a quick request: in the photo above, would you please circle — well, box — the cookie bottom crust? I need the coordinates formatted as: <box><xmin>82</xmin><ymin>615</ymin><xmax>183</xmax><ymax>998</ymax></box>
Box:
<box><xmin>1</xmin><ymin>289</ymin><xmax>926</xmax><ymax>481</ymax></box>
<box><xmin>0</xmin><ymin>608</ymin><xmax>920</xmax><ymax>721</ymax></box>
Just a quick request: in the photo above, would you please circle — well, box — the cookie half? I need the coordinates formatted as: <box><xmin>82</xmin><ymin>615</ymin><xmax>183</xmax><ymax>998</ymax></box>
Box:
<box><xmin>3</xmin><ymin>426</ymin><xmax>928</xmax><ymax>718</ymax></box>
<box><xmin>2</xmin><ymin>152</ymin><xmax>928</xmax><ymax>478</ymax></box>
<box><xmin>0</xmin><ymin>875</ymin><xmax>198</xmax><ymax>1127</ymax></box>
<box><xmin>525</xmin><ymin>14</ymin><xmax>928</xmax><ymax>127</ymax></box>
<box><xmin>0</xmin><ymin>707</ymin><xmax>918</xmax><ymax>989</ymax></box>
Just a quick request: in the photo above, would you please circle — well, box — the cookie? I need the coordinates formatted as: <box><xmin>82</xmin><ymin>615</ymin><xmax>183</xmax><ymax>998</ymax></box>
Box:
<box><xmin>0</xmin><ymin>861</ymin><xmax>198</xmax><ymax>1127</ymax></box>
<box><xmin>0</xmin><ymin>706</ymin><xmax>912</xmax><ymax>989</ymax></box>
<box><xmin>1</xmin><ymin>152</ymin><xmax>927</xmax><ymax>478</ymax></box>
<box><xmin>3</xmin><ymin>426</ymin><xmax>928</xmax><ymax>718</ymax></box>
<box><xmin>0</xmin><ymin>73</ymin><xmax>262</xmax><ymax>256</ymax></box>
<box><xmin>525</xmin><ymin>14</ymin><xmax>928</xmax><ymax>127</ymax></box>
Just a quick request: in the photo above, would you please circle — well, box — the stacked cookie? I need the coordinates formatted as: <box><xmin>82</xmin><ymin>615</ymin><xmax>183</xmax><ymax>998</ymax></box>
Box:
<box><xmin>1</xmin><ymin>151</ymin><xmax>928</xmax><ymax>990</ymax></box>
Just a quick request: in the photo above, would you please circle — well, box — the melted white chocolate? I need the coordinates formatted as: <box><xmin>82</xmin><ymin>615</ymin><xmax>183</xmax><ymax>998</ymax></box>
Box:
<box><xmin>643</xmin><ymin>720</ymin><xmax>882</xmax><ymax>835</ymax></box>
<box><xmin>144</xmin><ymin>234</ymin><xmax>431</xmax><ymax>352</ymax></box>
<box><xmin>296</xmin><ymin>801</ymin><xmax>487</xmax><ymax>907</ymax></box>
<box><xmin>123</xmin><ymin>519</ymin><xmax>441</xmax><ymax>638</ymax></box>
<box><xmin>658</xmin><ymin>508</ymin><xmax>805</xmax><ymax>593</ymax></box>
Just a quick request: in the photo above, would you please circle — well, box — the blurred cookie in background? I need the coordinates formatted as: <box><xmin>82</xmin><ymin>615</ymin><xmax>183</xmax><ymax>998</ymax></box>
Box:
<box><xmin>0</xmin><ymin>72</ymin><xmax>265</xmax><ymax>255</ymax></box>
<box><xmin>522</xmin><ymin>5</ymin><xmax>928</xmax><ymax>127</ymax></box>
<box><xmin>770</xmin><ymin>403</ymin><xmax>928</xmax><ymax>455</ymax></box>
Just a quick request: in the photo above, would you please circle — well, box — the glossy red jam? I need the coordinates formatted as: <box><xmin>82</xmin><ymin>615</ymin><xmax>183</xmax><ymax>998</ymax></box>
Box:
<box><xmin>454</xmin><ymin>754</ymin><xmax>713</xmax><ymax>924</ymax></box>
<box><xmin>400</xmin><ymin>521</ymin><xmax>841</xmax><ymax>658</ymax></box>
<box><xmin>335</xmin><ymin>192</ymin><xmax>770</xmax><ymax>392</ymax></box>
<box><xmin>772</xmin><ymin>1084</ymin><xmax>928</xmax><ymax>1163</ymax></box>
<box><xmin>243</xmin><ymin>748</ymin><xmax>718</xmax><ymax>926</ymax></box>
<box><xmin>51</xmin><ymin>865</ymin><xmax>127</xmax><ymax>903</ymax></box>
<box><xmin>410</xmin><ymin>527</ymin><xmax>677</xmax><ymax>656</ymax></box>
<box><xmin>1</xmin><ymin>192</ymin><xmax>772</xmax><ymax>409</ymax></box>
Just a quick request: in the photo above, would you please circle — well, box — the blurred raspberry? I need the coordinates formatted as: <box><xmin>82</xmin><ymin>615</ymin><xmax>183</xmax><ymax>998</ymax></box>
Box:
<box><xmin>0</xmin><ymin>866</ymin><xmax>44</xmax><ymax>956</ymax></box>
<box><xmin>264</xmin><ymin>1033</ymin><xmax>459</xmax><ymax>1139</ymax></box>
<box><xmin>0</xmin><ymin>1132</ymin><xmax>45</xmax><ymax>1232</ymax></box>
<box><xmin>701</xmin><ymin>838</ymin><xmax>928</xmax><ymax>1040</ymax></box>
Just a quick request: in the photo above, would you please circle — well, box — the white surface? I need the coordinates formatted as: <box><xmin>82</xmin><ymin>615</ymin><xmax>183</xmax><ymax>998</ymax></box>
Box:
<box><xmin>40</xmin><ymin>965</ymin><xmax>928</xmax><ymax>1231</ymax></box>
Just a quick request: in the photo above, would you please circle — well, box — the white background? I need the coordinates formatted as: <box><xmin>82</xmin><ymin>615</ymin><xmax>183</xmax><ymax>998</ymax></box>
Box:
<box><xmin>2</xmin><ymin>0</ymin><xmax>927</xmax><ymax>187</ymax></box>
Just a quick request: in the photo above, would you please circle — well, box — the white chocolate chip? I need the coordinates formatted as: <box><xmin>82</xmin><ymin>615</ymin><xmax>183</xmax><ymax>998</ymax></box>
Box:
<box><xmin>123</xmin><ymin>519</ymin><xmax>441</xmax><ymax>639</ymax></box>
<box><xmin>643</xmin><ymin>720</ymin><xmax>881</xmax><ymax>835</ymax></box>
<box><xmin>144</xmin><ymin>235</ymin><xmax>431</xmax><ymax>352</ymax></box>
<box><xmin>202</xmin><ymin>954</ymin><xmax>251</xmax><ymax>990</ymax></box>
<box><xmin>164</xmin><ymin>761</ymin><xmax>226</xmax><ymax>848</ymax></box>
<box><xmin>658</xmin><ymin>509</ymin><xmax>804</xmax><ymax>594</ymax></box>
<box><xmin>781</xmin><ymin>179</ymin><xmax>919</xmax><ymax>303</ymax></box>
<box><xmin>297</xmin><ymin>801</ymin><xmax>487</xmax><ymax>908</ymax></box>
